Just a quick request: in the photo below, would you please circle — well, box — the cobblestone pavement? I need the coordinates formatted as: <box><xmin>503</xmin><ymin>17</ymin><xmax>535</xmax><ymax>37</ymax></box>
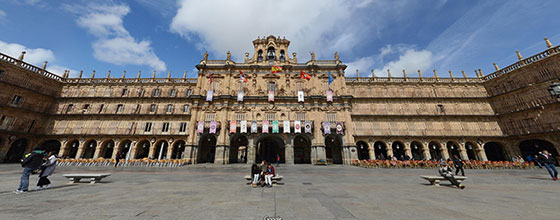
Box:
<box><xmin>0</xmin><ymin>164</ymin><xmax>558</xmax><ymax>220</ymax></box>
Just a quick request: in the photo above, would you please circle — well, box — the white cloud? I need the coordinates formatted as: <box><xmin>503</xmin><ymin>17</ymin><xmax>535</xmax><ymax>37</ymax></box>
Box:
<box><xmin>67</xmin><ymin>3</ymin><xmax>166</xmax><ymax>71</ymax></box>
<box><xmin>374</xmin><ymin>48</ymin><xmax>433</xmax><ymax>77</ymax></box>
<box><xmin>0</xmin><ymin>40</ymin><xmax>75</xmax><ymax>76</ymax></box>
<box><xmin>0</xmin><ymin>9</ymin><xmax>6</xmax><ymax>22</ymax></box>
<box><xmin>170</xmin><ymin>0</ymin><xmax>403</xmax><ymax>61</ymax></box>
<box><xmin>345</xmin><ymin>56</ymin><xmax>375</xmax><ymax>77</ymax></box>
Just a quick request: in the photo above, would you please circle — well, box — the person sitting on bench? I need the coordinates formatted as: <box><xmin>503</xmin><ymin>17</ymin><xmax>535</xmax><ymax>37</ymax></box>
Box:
<box><xmin>438</xmin><ymin>160</ymin><xmax>465</xmax><ymax>189</ymax></box>
<box><xmin>251</xmin><ymin>163</ymin><xmax>260</xmax><ymax>187</ymax></box>
<box><xmin>264</xmin><ymin>163</ymin><xmax>275</xmax><ymax>187</ymax></box>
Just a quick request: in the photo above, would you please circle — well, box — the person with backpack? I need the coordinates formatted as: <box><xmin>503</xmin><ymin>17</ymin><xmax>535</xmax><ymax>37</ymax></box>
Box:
<box><xmin>14</xmin><ymin>147</ymin><xmax>45</xmax><ymax>194</ymax></box>
<box><xmin>537</xmin><ymin>150</ymin><xmax>558</xmax><ymax>180</ymax></box>
<box><xmin>37</xmin><ymin>151</ymin><xmax>57</xmax><ymax>190</ymax></box>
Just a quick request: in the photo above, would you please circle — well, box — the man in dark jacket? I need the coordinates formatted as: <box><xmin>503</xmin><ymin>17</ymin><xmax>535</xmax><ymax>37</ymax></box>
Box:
<box><xmin>538</xmin><ymin>150</ymin><xmax>558</xmax><ymax>180</ymax></box>
<box><xmin>14</xmin><ymin>147</ymin><xmax>45</xmax><ymax>194</ymax></box>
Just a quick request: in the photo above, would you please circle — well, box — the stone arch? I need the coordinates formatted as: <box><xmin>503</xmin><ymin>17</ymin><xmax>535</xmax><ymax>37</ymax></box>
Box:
<box><xmin>392</xmin><ymin>141</ymin><xmax>406</xmax><ymax>160</ymax></box>
<box><xmin>373</xmin><ymin>141</ymin><xmax>387</xmax><ymax>160</ymax></box>
<box><xmin>256</xmin><ymin>134</ymin><xmax>285</xmax><ymax>164</ymax></box>
<box><xmin>153</xmin><ymin>140</ymin><xmax>169</xmax><ymax>160</ymax></box>
<box><xmin>230</xmin><ymin>134</ymin><xmax>248</xmax><ymax>163</ymax></box>
<box><xmin>446</xmin><ymin>141</ymin><xmax>461</xmax><ymax>160</ymax></box>
<box><xmin>171</xmin><ymin>140</ymin><xmax>186</xmax><ymax>159</ymax></box>
<box><xmin>116</xmin><ymin>139</ymin><xmax>133</xmax><ymax>159</ymax></box>
<box><xmin>135</xmin><ymin>140</ymin><xmax>151</xmax><ymax>159</ymax></box>
<box><xmin>484</xmin><ymin>142</ymin><xmax>506</xmax><ymax>161</ymax></box>
<box><xmin>99</xmin><ymin>139</ymin><xmax>115</xmax><ymax>159</ymax></box>
<box><xmin>4</xmin><ymin>138</ymin><xmax>28</xmax><ymax>163</ymax></box>
<box><xmin>325</xmin><ymin>134</ymin><xmax>343</xmax><ymax>164</ymax></box>
<box><xmin>39</xmin><ymin>140</ymin><xmax>61</xmax><ymax>155</ymax></box>
<box><xmin>464</xmin><ymin>141</ymin><xmax>479</xmax><ymax>160</ymax></box>
<box><xmin>82</xmin><ymin>139</ymin><xmax>97</xmax><ymax>159</ymax></box>
<box><xmin>294</xmin><ymin>134</ymin><xmax>312</xmax><ymax>164</ymax></box>
<box><xmin>198</xmin><ymin>134</ymin><xmax>217</xmax><ymax>163</ymax></box>
<box><xmin>410</xmin><ymin>141</ymin><xmax>424</xmax><ymax>160</ymax></box>
<box><xmin>519</xmin><ymin>139</ymin><xmax>558</xmax><ymax>165</ymax></box>
<box><xmin>428</xmin><ymin>141</ymin><xmax>443</xmax><ymax>161</ymax></box>
<box><xmin>64</xmin><ymin>139</ymin><xmax>80</xmax><ymax>158</ymax></box>
<box><xmin>356</xmin><ymin>141</ymin><xmax>370</xmax><ymax>160</ymax></box>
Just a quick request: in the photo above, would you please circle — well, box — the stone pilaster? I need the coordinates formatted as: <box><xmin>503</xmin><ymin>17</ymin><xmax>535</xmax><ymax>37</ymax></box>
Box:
<box><xmin>386</xmin><ymin>141</ymin><xmax>393</xmax><ymax>158</ymax></box>
<box><xmin>403</xmin><ymin>142</ymin><xmax>412</xmax><ymax>159</ymax></box>
<box><xmin>368</xmin><ymin>142</ymin><xmax>376</xmax><ymax>161</ymax></box>
<box><xmin>457</xmin><ymin>142</ymin><xmax>469</xmax><ymax>160</ymax></box>
<box><xmin>285</xmin><ymin>135</ymin><xmax>294</xmax><ymax>164</ymax></box>
<box><xmin>247</xmin><ymin>138</ymin><xmax>256</xmax><ymax>164</ymax></box>
<box><xmin>93</xmin><ymin>140</ymin><xmax>103</xmax><ymax>159</ymax></box>
<box><xmin>214</xmin><ymin>145</ymin><xmax>226</xmax><ymax>164</ymax></box>
<box><xmin>312</xmin><ymin>145</ymin><xmax>326</xmax><ymax>164</ymax></box>
<box><xmin>75</xmin><ymin>140</ymin><xmax>86</xmax><ymax>159</ymax></box>
<box><xmin>422</xmin><ymin>143</ymin><xmax>431</xmax><ymax>160</ymax></box>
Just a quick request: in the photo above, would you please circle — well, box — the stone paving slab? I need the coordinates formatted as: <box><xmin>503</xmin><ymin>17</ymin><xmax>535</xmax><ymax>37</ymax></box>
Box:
<box><xmin>0</xmin><ymin>164</ymin><xmax>559</xmax><ymax>220</ymax></box>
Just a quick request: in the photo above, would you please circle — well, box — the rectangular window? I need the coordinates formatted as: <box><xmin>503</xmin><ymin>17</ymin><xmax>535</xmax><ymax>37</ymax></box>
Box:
<box><xmin>437</xmin><ymin>104</ymin><xmax>445</xmax><ymax>113</ymax></box>
<box><xmin>162</xmin><ymin>122</ymin><xmax>170</xmax><ymax>132</ymax></box>
<box><xmin>10</xmin><ymin>95</ymin><xmax>22</xmax><ymax>105</ymax></box>
<box><xmin>296</xmin><ymin>82</ymin><xmax>304</xmax><ymax>91</ymax></box>
<box><xmin>186</xmin><ymin>89</ymin><xmax>193</xmax><ymax>96</ymax></box>
<box><xmin>66</xmin><ymin>104</ymin><xmax>74</xmax><ymax>113</ymax></box>
<box><xmin>144</xmin><ymin>122</ymin><xmax>152</xmax><ymax>132</ymax></box>
<box><xmin>138</xmin><ymin>88</ymin><xmax>144</xmax><ymax>97</ymax></box>
<box><xmin>268</xmin><ymin>82</ymin><xmax>275</xmax><ymax>91</ymax></box>
<box><xmin>183</xmin><ymin>105</ymin><xmax>190</xmax><ymax>113</ymax></box>
<box><xmin>135</xmin><ymin>104</ymin><xmax>141</xmax><ymax>114</ymax></box>
<box><xmin>236</xmin><ymin>113</ymin><xmax>246</xmax><ymax>122</ymax></box>
<box><xmin>153</xmin><ymin>88</ymin><xmax>160</xmax><ymax>97</ymax></box>
<box><xmin>170</xmin><ymin>89</ymin><xmax>177</xmax><ymax>97</ymax></box>
<box><xmin>266</xmin><ymin>113</ymin><xmax>275</xmax><ymax>121</ymax></box>
<box><xmin>179</xmin><ymin>122</ymin><xmax>187</xmax><ymax>133</ymax></box>
<box><xmin>296</xmin><ymin>112</ymin><xmax>306</xmax><ymax>121</ymax></box>
<box><xmin>326</xmin><ymin>113</ymin><xmax>336</xmax><ymax>123</ymax></box>
<box><xmin>116</xmin><ymin>104</ymin><xmax>123</xmax><ymax>113</ymax></box>
<box><xmin>166</xmin><ymin>104</ymin><xmax>173</xmax><ymax>113</ymax></box>
<box><xmin>121</xmin><ymin>88</ymin><xmax>128</xmax><ymax>97</ymax></box>
<box><xmin>98</xmin><ymin>104</ymin><xmax>104</xmax><ymax>114</ymax></box>
<box><xmin>150</xmin><ymin>104</ymin><xmax>156</xmax><ymax>113</ymax></box>
<box><xmin>205</xmin><ymin>113</ymin><xmax>215</xmax><ymax>122</ymax></box>
<box><xmin>83</xmin><ymin>104</ymin><xmax>90</xmax><ymax>110</ymax></box>
<box><xmin>27</xmin><ymin>120</ymin><xmax>35</xmax><ymax>133</ymax></box>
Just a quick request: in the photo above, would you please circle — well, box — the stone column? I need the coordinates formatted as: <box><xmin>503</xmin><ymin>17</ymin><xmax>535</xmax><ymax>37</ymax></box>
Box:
<box><xmin>285</xmin><ymin>135</ymin><xmax>294</xmax><ymax>164</ymax></box>
<box><xmin>148</xmin><ymin>141</ymin><xmax>157</xmax><ymax>159</ymax></box>
<box><xmin>477</xmin><ymin>144</ymin><xmax>488</xmax><ymax>161</ymax></box>
<box><xmin>345</xmin><ymin>145</ymin><xmax>358</xmax><ymax>164</ymax></box>
<box><xmin>166</xmin><ymin>142</ymin><xmax>174</xmax><ymax>159</ymax></box>
<box><xmin>404</xmin><ymin>142</ymin><xmax>412</xmax><ymax>159</ymax></box>
<box><xmin>111</xmin><ymin>140</ymin><xmax>121</xmax><ymax>160</ymax></box>
<box><xmin>440</xmin><ymin>145</ymin><xmax>450</xmax><ymax>160</ymax></box>
<box><xmin>457</xmin><ymin>142</ymin><xmax>469</xmax><ymax>160</ymax></box>
<box><xmin>214</xmin><ymin>145</ymin><xmax>226</xmax><ymax>164</ymax></box>
<box><xmin>368</xmin><ymin>142</ymin><xmax>376</xmax><ymax>160</ymax></box>
<box><xmin>75</xmin><ymin>140</ymin><xmax>86</xmax><ymax>159</ymax></box>
<box><xmin>126</xmin><ymin>141</ymin><xmax>136</xmax><ymax>160</ymax></box>
<box><xmin>93</xmin><ymin>140</ymin><xmax>103</xmax><ymax>159</ymax></box>
<box><xmin>247</xmin><ymin>137</ymin><xmax>256</xmax><ymax>164</ymax></box>
<box><xmin>58</xmin><ymin>140</ymin><xmax>68</xmax><ymax>158</ymax></box>
<box><xmin>386</xmin><ymin>141</ymin><xmax>393</xmax><ymax>158</ymax></box>
<box><xmin>422</xmin><ymin>142</ymin><xmax>431</xmax><ymax>160</ymax></box>
<box><xmin>312</xmin><ymin>146</ymin><xmax>326</xmax><ymax>164</ymax></box>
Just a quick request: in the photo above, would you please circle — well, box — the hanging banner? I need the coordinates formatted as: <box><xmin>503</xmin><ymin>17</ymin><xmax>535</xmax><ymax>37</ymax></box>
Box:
<box><xmin>230</xmin><ymin>120</ymin><xmax>237</xmax><ymax>133</ymax></box>
<box><xmin>197</xmin><ymin>121</ymin><xmax>204</xmax><ymax>133</ymax></box>
<box><xmin>272</xmin><ymin>120</ymin><xmax>279</xmax><ymax>133</ymax></box>
<box><xmin>262</xmin><ymin>120</ymin><xmax>269</xmax><ymax>133</ymax></box>
<box><xmin>209</xmin><ymin>121</ymin><xmax>217</xmax><ymax>134</ymax></box>
<box><xmin>237</xmin><ymin>90</ymin><xmax>244</xmax><ymax>102</ymax></box>
<box><xmin>268</xmin><ymin>91</ymin><xmax>274</xmax><ymax>102</ymax></box>
<box><xmin>251</xmin><ymin>121</ymin><xmax>258</xmax><ymax>133</ymax></box>
<box><xmin>294</xmin><ymin>120</ymin><xmax>301</xmax><ymax>133</ymax></box>
<box><xmin>283</xmin><ymin>120</ymin><xmax>290</xmax><ymax>133</ymax></box>
<box><xmin>206</xmin><ymin>90</ymin><xmax>213</xmax><ymax>102</ymax></box>
<box><xmin>326</xmin><ymin>90</ymin><xmax>333</xmax><ymax>102</ymax></box>
<box><xmin>336</xmin><ymin>122</ymin><xmax>343</xmax><ymax>134</ymax></box>
<box><xmin>240</xmin><ymin>120</ymin><xmax>247</xmax><ymax>133</ymax></box>
<box><xmin>323</xmin><ymin>121</ymin><xmax>331</xmax><ymax>134</ymax></box>
<box><xmin>298</xmin><ymin>91</ymin><xmax>304</xmax><ymax>102</ymax></box>
<box><xmin>304</xmin><ymin>121</ymin><xmax>312</xmax><ymax>133</ymax></box>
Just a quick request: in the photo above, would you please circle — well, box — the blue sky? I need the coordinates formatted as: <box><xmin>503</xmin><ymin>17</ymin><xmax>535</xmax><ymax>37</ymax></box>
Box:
<box><xmin>1</xmin><ymin>0</ymin><xmax>559</xmax><ymax>78</ymax></box>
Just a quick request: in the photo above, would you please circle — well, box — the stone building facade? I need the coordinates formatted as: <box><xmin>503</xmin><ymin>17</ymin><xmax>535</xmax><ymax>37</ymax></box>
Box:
<box><xmin>1</xmin><ymin>36</ymin><xmax>559</xmax><ymax>165</ymax></box>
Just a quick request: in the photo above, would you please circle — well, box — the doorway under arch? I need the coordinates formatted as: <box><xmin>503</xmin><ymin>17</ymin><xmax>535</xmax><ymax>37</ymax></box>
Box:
<box><xmin>373</xmin><ymin>141</ymin><xmax>387</xmax><ymax>160</ymax></box>
<box><xmin>356</xmin><ymin>141</ymin><xmax>370</xmax><ymax>160</ymax></box>
<box><xmin>172</xmin><ymin>140</ymin><xmax>186</xmax><ymax>159</ymax></box>
<box><xmin>256</xmin><ymin>135</ymin><xmax>285</xmax><ymax>164</ymax></box>
<box><xmin>325</xmin><ymin>135</ymin><xmax>342</xmax><ymax>164</ymax></box>
<box><xmin>465</xmin><ymin>142</ymin><xmax>478</xmax><ymax>160</ymax></box>
<box><xmin>230</xmin><ymin>135</ymin><xmax>248</xmax><ymax>163</ymax></box>
<box><xmin>154</xmin><ymin>140</ymin><xmax>169</xmax><ymax>160</ymax></box>
<box><xmin>428</xmin><ymin>141</ymin><xmax>442</xmax><ymax>161</ymax></box>
<box><xmin>100</xmin><ymin>140</ymin><xmax>115</xmax><ymax>159</ymax></box>
<box><xmin>410</xmin><ymin>141</ymin><xmax>424</xmax><ymax>160</ymax></box>
<box><xmin>484</xmin><ymin>142</ymin><xmax>506</xmax><ymax>161</ymax></box>
<box><xmin>65</xmin><ymin>140</ymin><xmax>79</xmax><ymax>159</ymax></box>
<box><xmin>447</xmin><ymin>141</ymin><xmax>461</xmax><ymax>159</ymax></box>
<box><xmin>135</xmin><ymin>140</ymin><xmax>150</xmax><ymax>159</ymax></box>
<box><xmin>4</xmin><ymin>138</ymin><xmax>28</xmax><ymax>163</ymax></box>
<box><xmin>117</xmin><ymin>140</ymin><xmax>132</xmax><ymax>159</ymax></box>
<box><xmin>198</xmin><ymin>134</ymin><xmax>217</xmax><ymax>163</ymax></box>
<box><xmin>294</xmin><ymin>135</ymin><xmax>311</xmax><ymax>164</ymax></box>
<box><xmin>392</xmin><ymin>142</ymin><xmax>405</xmax><ymax>160</ymax></box>
<box><xmin>82</xmin><ymin>140</ymin><xmax>97</xmax><ymax>159</ymax></box>
<box><xmin>519</xmin><ymin>139</ymin><xmax>558</xmax><ymax>165</ymax></box>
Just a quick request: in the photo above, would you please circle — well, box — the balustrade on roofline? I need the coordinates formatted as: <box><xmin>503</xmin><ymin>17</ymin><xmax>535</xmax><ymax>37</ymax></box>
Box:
<box><xmin>345</xmin><ymin>77</ymin><xmax>482</xmax><ymax>83</ymax></box>
<box><xmin>63</xmin><ymin>77</ymin><xmax>198</xmax><ymax>84</ymax></box>
<box><xmin>483</xmin><ymin>45</ymin><xmax>560</xmax><ymax>80</ymax></box>
<box><xmin>0</xmin><ymin>51</ymin><xmax>62</xmax><ymax>81</ymax></box>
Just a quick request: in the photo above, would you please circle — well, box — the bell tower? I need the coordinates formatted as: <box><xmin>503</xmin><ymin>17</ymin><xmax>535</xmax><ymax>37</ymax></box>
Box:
<box><xmin>246</xmin><ymin>35</ymin><xmax>295</xmax><ymax>65</ymax></box>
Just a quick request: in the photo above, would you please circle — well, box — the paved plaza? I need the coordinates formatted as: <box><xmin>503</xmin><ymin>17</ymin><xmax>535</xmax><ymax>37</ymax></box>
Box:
<box><xmin>0</xmin><ymin>164</ymin><xmax>559</xmax><ymax>220</ymax></box>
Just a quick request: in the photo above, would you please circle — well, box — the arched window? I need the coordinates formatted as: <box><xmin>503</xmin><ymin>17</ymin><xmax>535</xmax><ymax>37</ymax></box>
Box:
<box><xmin>257</xmin><ymin>50</ymin><xmax>263</xmax><ymax>62</ymax></box>
<box><xmin>280</xmin><ymin>50</ymin><xmax>285</xmax><ymax>61</ymax></box>
<box><xmin>267</xmin><ymin>47</ymin><xmax>276</xmax><ymax>61</ymax></box>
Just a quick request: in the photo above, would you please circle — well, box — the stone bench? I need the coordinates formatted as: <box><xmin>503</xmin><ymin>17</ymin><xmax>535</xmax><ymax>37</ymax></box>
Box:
<box><xmin>420</xmin><ymin>175</ymin><xmax>467</xmax><ymax>186</ymax></box>
<box><xmin>63</xmin><ymin>173</ymin><xmax>112</xmax><ymax>184</ymax></box>
<box><xmin>244</xmin><ymin>175</ymin><xmax>283</xmax><ymax>183</ymax></box>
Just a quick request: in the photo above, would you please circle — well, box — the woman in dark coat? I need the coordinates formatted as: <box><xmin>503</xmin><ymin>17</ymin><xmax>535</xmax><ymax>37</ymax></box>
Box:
<box><xmin>37</xmin><ymin>151</ymin><xmax>57</xmax><ymax>189</ymax></box>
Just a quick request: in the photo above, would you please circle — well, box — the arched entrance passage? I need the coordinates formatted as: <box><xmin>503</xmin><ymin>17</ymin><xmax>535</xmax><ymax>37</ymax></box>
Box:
<box><xmin>465</xmin><ymin>142</ymin><xmax>478</xmax><ymax>160</ymax></box>
<box><xmin>4</xmin><ymin>138</ymin><xmax>28</xmax><ymax>163</ymax></box>
<box><xmin>40</xmin><ymin>140</ymin><xmax>61</xmax><ymax>155</ymax></box>
<box><xmin>325</xmin><ymin>135</ymin><xmax>342</xmax><ymax>164</ymax></box>
<box><xmin>198</xmin><ymin>134</ymin><xmax>217</xmax><ymax>163</ymax></box>
<box><xmin>230</xmin><ymin>135</ymin><xmax>248</xmax><ymax>163</ymax></box>
<box><xmin>428</xmin><ymin>141</ymin><xmax>442</xmax><ymax>161</ymax></box>
<box><xmin>519</xmin><ymin>139</ymin><xmax>558</xmax><ymax>165</ymax></box>
<box><xmin>410</xmin><ymin>141</ymin><xmax>424</xmax><ymax>160</ymax></box>
<box><xmin>294</xmin><ymin>135</ymin><xmax>311</xmax><ymax>164</ymax></box>
<box><xmin>100</xmin><ymin>140</ymin><xmax>115</xmax><ymax>158</ymax></box>
<box><xmin>484</xmin><ymin>142</ymin><xmax>506</xmax><ymax>161</ymax></box>
<box><xmin>154</xmin><ymin>140</ymin><xmax>169</xmax><ymax>160</ymax></box>
<box><xmin>135</xmin><ymin>140</ymin><xmax>150</xmax><ymax>159</ymax></box>
<box><xmin>117</xmin><ymin>140</ymin><xmax>132</xmax><ymax>159</ymax></box>
<box><xmin>82</xmin><ymin>140</ymin><xmax>97</xmax><ymax>159</ymax></box>
<box><xmin>65</xmin><ymin>140</ymin><xmax>79</xmax><ymax>158</ymax></box>
<box><xmin>373</xmin><ymin>141</ymin><xmax>387</xmax><ymax>160</ymax></box>
<box><xmin>356</xmin><ymin>141</ymin><xmax>370</xmax><ymax>160</ymax></box>
<box><xmin>447</xmin><ymin>141</ymin><xmax>461</xmax><ymax>159</ymax></box>
<box><xmin>392</xmin><ymin>141</ymin><xmax>405</xmax><ymax>160</ymax></box>
<box><xmin>256</xmin><ymin>135</ymin><xmax>285</xmax><ymax>164</ymax></box>
<box><xmin>172</xmin><ymin>140</ymin><xmax>186</xmax><ymax>159</ymax></box>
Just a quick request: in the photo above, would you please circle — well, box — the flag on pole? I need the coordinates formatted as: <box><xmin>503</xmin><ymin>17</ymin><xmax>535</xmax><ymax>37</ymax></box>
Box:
<box><xmin>324</xmin><ymin>122</ymin><xmax>331</xmax><ymax>134</ymax></box>
<box><xmin>197</xmin><ymin>121</ymin><xmax>204</xmax><ymax>133</ymax></box>
<box><xmin>240</xmin><ymin>120</ymin><xmax>247</xmax><ymax>133</ymax></box>
<box><xmin>272</xmin><ymin>120</ymin><xmax>279</xmax><ymax>133</ymax></box>
<box><xmin>210</xmin><ymin>121</ymin><xmax>217</xmax><ymax>134</ymax></box>
<box><xmin>262</xmin><ymin>120</ymin><xmax>269</xmax><ymax>133</ymax></box>
<box><xmin>294</xmin><ymin>120</ymin><xmax>301</xmax><ymax>133</ymax></box>
<box><xmin>271</xmin><ymin>65</ymin><xmax>282</xmax><ymax>73</ymax></box>
<box><xmin>206</xmin><ymin>90</ymin><xmax>213</xmax><ymax>102</ymax></box>
<box><xmin>268</xmin><ymin>90</ymin><xmax>274</xmax><ymax>102</ymax></box>
<box><xmin>239</xmin><ymin>70</ymin><xmax>247</xmax><ymax>83</ymax></box>
<box><xmin>230</xmin><ymin>120</ymin><xmax>237</xmax><ymax>133</ymax></box>
<box><xmin>336</xmin><ymin>122</ymin><xmax>344</xmax><ymax>134</ymax></box>
<box><xmin>328</xmin><ymin>71</ymin><xmax>334</xmax><ymax>85</ymax></box>
<box><xmin>304</xmin><ymin>121</ymin><xmax>312</xmax><ymax>133</ymax></box>
<box><xmin>237</xmin><ymin>90</ymin><xmax>244</xmax><ymax>102</ymax></box>
<box><xmin>326</xmin><ymin>90</ymin><xmax>333</xmax><ymax>102</ymax></box>
<box><xmin>300</xmin><ymin>70</ymin><xmax>311</xmax><ymax>81</ymax></box>
<box><xmin>283</xmin><ymin>120</ymin><xmax>290</xmax><ymax>133</ymax></box>
<box><xmin>298</xmin><ymin>91</ymin><xmax>304</xmax><ymax>102</ymax></box>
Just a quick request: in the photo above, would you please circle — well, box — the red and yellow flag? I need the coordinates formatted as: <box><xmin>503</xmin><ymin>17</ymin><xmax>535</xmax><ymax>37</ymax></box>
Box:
<box><xmin>271</xmin><ymin>65</ymin><xmax>282</xmax><ymax>73</ymax></box>
<box><xmin>300</xmin><ymin>70</ymin><xmax>311</xmax><ymax>81</ymax></box>
<box><xmin>239</xmin><ymin>70</ymin><xmax>247</xmax><ymax>83</ymax></box>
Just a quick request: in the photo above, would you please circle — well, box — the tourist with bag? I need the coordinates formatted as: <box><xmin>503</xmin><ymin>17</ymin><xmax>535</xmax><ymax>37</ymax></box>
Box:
<box><xmin>14</xmin><ymin>147</ymin><xmax>45</xmax><ymax>194</ymax></box>
<box><xmin>37</xmin><ymin>151</ymin><xmax>57</xmax><ymax>190</ymax></box>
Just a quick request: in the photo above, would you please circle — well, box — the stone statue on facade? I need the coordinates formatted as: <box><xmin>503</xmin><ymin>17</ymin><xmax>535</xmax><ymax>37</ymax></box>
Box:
<box><xmin>200</xmin><ymin>51</ymin><xmax>208</xmax><ymax>65</ymax></box>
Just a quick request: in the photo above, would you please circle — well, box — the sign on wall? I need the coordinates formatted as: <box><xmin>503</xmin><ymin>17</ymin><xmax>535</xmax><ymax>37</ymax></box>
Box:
<box><xmin>323</xmin><ymin>121</ymin><xmax>331</xmax><ymax>134</ymax></box>
<box><xmin>197</xmin><ymin>121</ymin><xmax>204</xmax><ymax>133</ymax></box>
<box><xmin>237</xmin><ymin>91</ymin><xmax>244</xmax><ymax>102</ymax></box>
<box><xmin>298</xmin><ymin>91</ymin><xmax>304</xmax><ymax>102</ymax></box>
<box><xmin>230</xmin><ymin>120</ymin><xmax>237</xmax><ymax>133</ymax></box>
<box><xmin>209</xmin><ymin>121</ymin><xmax>217</xmax><ymax>134</ymax></box>
<box><xmin>294</xmin><ymin>120</ymin><xmax>301</xmax><ymax>133</ymax></box>
<box><xmin>304</xmin><ymin>121</ymin><xmax>312</xmax><ymax>133</ymax></box>
<box><xmin>336</xmin><ymin>122</ymin><xmax>343</xmax><ymax>134</ymax></box>
<box><xmin>283</xmin><ymin>120</ymin><xmax>290</xmax><ymax>133</ymax></box>
<box><xmin>262</xmin><ymin>120</ymin><xmax>269</xmax><ymax>133</ymax></box>
<box><xmin>326</xmin><ymin>90</ymin><xmax>333</xmax><ymax>102</ymax></box>
<box><xmin>251</xmin><ymin>121</ymin><xmax>258</xmax><ymax>133</ymax></box>
<box><xmin>240</xmin><ymin>120</ymin><xmax>247</xmax><ymax>133</ymax></box>
<box><xmin>206</xmin><ymin>90</ymin><xmax>213</xmax><ymax>102</ymax></box>
<box><xmin>268</xmin><ymin>91</ymin><xmax>274</xmax><ymax>102</ymax></box>
<box><xmin>272</xmin><ymin>120</ymin><xmax>279</xmax><ymax>133</ymax></box>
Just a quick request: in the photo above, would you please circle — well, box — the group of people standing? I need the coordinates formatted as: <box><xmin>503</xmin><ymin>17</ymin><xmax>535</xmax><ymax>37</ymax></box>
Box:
<box><xmin>14</xmin><ymin>147</ymin><xmax>57</xmax><ymax>194</ymax></box>
<box><xmin>251</xmin><ymin>160</ymin><xmax>275</xmax><ymax>187</ymax></box>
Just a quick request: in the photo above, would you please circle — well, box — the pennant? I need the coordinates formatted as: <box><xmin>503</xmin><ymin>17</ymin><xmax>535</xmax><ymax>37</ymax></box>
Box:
<box><xmin>300</xmin><ymin>70</ymin><xmax>311</xmax><ymax>81</ymax></box>
<box><xmin>262</xmin><ymin>120</ymin><xmax>269</xmax><ymax>133</ymax></box>
<box><xmin>237</xmin><ymin>90</ymin><xmax>244</xmax><ymax>102</ymax></box>
<box><xmin>323</xmin><ymin>121</ymin><xmax>331</xmax><ymax>134</ymax></box>
<box><xmin>239</xmin><ymin>70</ymin><xmax>248</xmax><ymax>83</ymax></box>
<box><xmin>328</xmin><ymin>71</ymin><xmax>334</xmax><ymax>85</ymax></box>
<box><xmin>294</xmin><ymin>120</ymin><xmax>301</xmax><ymax>133</ymax></box>
<box><xmin>206</xmin><ymin>90</ymin><xmax>213</xmax><ymax>102</ymax></box>
<box><xmin>271</xmin><ymin>65</ymin><xmax>282</xmax><ymax>73</ymax></box>
<box><xmin>336</xmin><ymin>122</ymin><xmax>343</xmax><ymax>134</ymax></box>
<box><xmin>230</xmin><ymin>120</ymin><xmax>237</xmax><ymax>133</ymax></box>
<box><xmin>272</xmin><ymin>120</ymin><xmax>279</xmax><ymax>133</ymax></box>
<box><xmin>304</xmin><ymin>121</ymin><xmax>312</xmax><ymax>133</ymax></box>
<box><xmin>298</xmin><ymin>91</ymin><xmax>304</xmax><ymax>102</ymax></box>
<box><xmin>197</xmin><ymin>121</ymin><xmax>204</xmax><ymax>133</ymax></box>
<box><xmin>268</xmin><ymin>90</ymin><xmax>274</xmax><ymax>102</ymax></box>
<box><xmin>283</xmin><ymin>120</ymin><xmax>290</xmax><ymax>133</ymax></box>
<box><xmin>240</xmin><ymin>120</ymin><xmax>247</xmax><ymax>133</ymax></box>
<box><xmin>326</xmin><ymin>90</ymin><xmax>333</xmax><ymax>102</ymax></box>
<box><xmin>209</xmin><ymin>121</ymin><xmax>217</xmax><ymax>134</ymax></box>
<box><xmin>251</xmin><ymin>121</ymin><xmax>258</xmax><ymax>133</ymax></box>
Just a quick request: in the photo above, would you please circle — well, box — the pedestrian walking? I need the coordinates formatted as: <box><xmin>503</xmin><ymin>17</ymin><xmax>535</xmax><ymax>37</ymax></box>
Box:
<box><xmin>37</xmin><ymin>151</ymin><xmax>57</xmax><ymax>190</ymax></box>
<box><xmin>14</xmin><ymin>147</ymin><xmax>45</xmax><ymax>194</ymax></box>
<box><xmin>537</xmin><ymin>150</ymin><xmax>558</xmax><ymax>180</ymax></box>
<box><xmin>438</xmin><ymin>161</ymin><xmax>465</xmax><ymax>189</ymax></box>
<box><xmin>276</xmin><ymin>154</ymin><xmax>280</xmax><ymax>167</ymax></box>
<box><xmin>453</xmin><ymin>155</ymin><xmax>465</xmax><ymax>176</ymax></box>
